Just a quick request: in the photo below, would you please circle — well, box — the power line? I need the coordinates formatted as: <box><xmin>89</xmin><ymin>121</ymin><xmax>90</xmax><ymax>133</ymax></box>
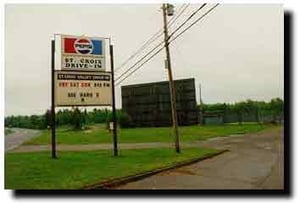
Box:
<box><xmin>114</xmin><ymin>40</ymin><xmax>165</xmax><ymax>82</ymax></box>
<box><xmin>169</xmin><ymin>4</ymin><xmax>219</xmax><ymax>43</ymax></box>
<box><xmin>115</xmin><ymin>5</ymin><xmax>190</xmax><ymax>81</ymax></box>
<box><xmin>115</xmin><ymin>4</ymin><xmax>202</xmax><ymax>83</ymax></box>
<box><xmin>115</xmin><ymin>4</ymin><xmax>219</xmax><ymax>86</ymax></box>
<box><xmin>167</xmin><ymin>4</ymin><xmax>190</xmax><ymax>28</ymax></box>
<box><xmin>115</xmin><ymin>4</ymin><xmax>217</xmax><ymax>86</ymax></box>
<box><xmin>114</xmin><ymin>4</ymin><xmax>189</xmax><ymax>74</ymax></box>
<box><xmin>115</xmin><ymin>45</ymin><xmax>165</xmax><ymax>86</ymax></box>
<box><xmin>169</xmin><ymin>4</ymin><xmax>206</xmax><ymax>38</ymax></box>
<box><xmin>114</xmin><ymin>30</ymin><xmax>162</xmax><ymax>73</ymax></box>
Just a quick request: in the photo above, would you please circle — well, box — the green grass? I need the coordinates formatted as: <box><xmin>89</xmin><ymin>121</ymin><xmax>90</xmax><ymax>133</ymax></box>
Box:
<box><xmin>5</xmin><ymin>147</ymin><xmax>219</xmax><ymax>189</ymax></box>
<box><xmin>5</xmin><ymin>128</ymin><xmax>13</xmax><ymax>136</ymax></box>
<box><xmin>25</xmin><ymin>123</ymin><xmax>272</xmax><ymax>145</ymax></box>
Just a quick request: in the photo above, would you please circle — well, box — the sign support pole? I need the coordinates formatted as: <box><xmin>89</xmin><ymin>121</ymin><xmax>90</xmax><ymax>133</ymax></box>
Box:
<box><xmin>110</xmin><ymin>43</ymin><xmax>118</xmax><ymax>156</ymax></box>
<box><xmin>51</xmin><ymin>40</ymin><xmax>57</xmax><ymax>159</ymax></box>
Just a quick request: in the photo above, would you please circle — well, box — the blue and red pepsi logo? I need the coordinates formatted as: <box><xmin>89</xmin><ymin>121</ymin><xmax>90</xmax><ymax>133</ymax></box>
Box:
<box><xmin>64</xmin><ymin>38</ymin><xmax>103</xmax><ymax>55</ymax></box>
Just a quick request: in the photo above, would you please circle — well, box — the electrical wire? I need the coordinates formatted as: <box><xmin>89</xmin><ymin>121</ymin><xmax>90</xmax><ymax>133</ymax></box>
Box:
<box><xmin>169</xmin><ymin>3</ymin><xmax>206</xmax><ymax>38</ymax></box>
<box><xmin>114</xmin><ymin>30</ymin><xmax>162</xmax><ymax>73</ymax></box>
<box><xmin>115</xmin><ymin>4</ymin><xmax>200</xmax><ymax>82</ymax></box>
<box><xmin>114</xmin><ymin>40</ymin><xmax>165</xmax><ymax>82</ymax></box>
<box><xmin>114</xmin><ymin>4</ymin><xmax>189</xmax><ymax>73</ymax></box>
<box><xmin>169</xmin><ymin>4</ymin><xmax>219</xmax><ymax>43</ymax></box>
<box><xmin>167</xmin><ymin>4</ymin><xmax>190</xmax><ymax>28</ymax></box>
<box><xmin>115</xmin><ymin>45</ymin><xmax>165</xmax><ymax>86</ymax></box>
<box><xmin>115</xmin><ymin>4</ymin><xmax>219</xmax><ymax>86</ymax></box>
<box><xmin>116</xmin><ymin>4</ymin><xmax>219</xmax><ymax>85</ymax></box>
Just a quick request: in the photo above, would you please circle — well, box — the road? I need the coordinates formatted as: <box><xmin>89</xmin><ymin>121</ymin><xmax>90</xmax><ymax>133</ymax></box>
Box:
<box><xmin>114</xmin><ymin>127</ymin><xmax>284</xmax><ymax>189</ymax></box>
<box><xmin>5</xmin><ymin>128</ymin><xmax>41</xmax><ymax>152</ymax></box>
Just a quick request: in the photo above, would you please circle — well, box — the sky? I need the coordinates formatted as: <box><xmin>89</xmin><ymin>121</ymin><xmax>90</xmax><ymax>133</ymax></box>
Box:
<box><xmin>5</xmin><ymin>3</ymin><xmax>283</xmax><ymax>116</ymax></box>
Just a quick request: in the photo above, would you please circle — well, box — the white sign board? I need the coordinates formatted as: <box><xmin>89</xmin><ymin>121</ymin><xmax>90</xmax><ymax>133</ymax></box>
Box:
<box><xmin>55</xmin><ymin>71</ymin><xmax>112</xmax><ymax>106</ymax></box>
<box><xmin>60</xmin><ymin>35</ymin><xmax>106</xmax><ymax>71</ymax></box>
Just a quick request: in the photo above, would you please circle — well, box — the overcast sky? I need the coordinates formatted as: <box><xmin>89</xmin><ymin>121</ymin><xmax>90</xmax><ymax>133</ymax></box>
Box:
<box><xmin>5</xmin><ymin>4</ymin><xmax>283</xmax><ymax>116</ymax></box>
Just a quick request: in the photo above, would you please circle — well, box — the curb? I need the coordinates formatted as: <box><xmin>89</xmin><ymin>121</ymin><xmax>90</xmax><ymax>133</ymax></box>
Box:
<box><xmin>82</xmin><ymin>149</ymin><xmax>229</xmax><ymax>189</ymax></box>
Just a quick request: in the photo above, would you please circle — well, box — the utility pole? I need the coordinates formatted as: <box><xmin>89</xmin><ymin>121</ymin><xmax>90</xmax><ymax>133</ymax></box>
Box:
<box><xmin>199</xmin><ymin>83</ymin><xmax>204</xmax><ymax>125</ymax></box>
<box><xmin>162</xmin><ymin>3</ymin><xmax>180</xmax><ymax>153</ymax></box>
<box><xmin>199</xmin><ymin>83</ymin><xmax>203</xmax><ymax>105</ymax></box>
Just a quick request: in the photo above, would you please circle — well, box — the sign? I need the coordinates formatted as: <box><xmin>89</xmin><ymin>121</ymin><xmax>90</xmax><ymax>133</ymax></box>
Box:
<box><xmin>54</xmin><ymin>71</ymin><xmax>112</xmax><ymax>106</ymax></box>
<box><xmin>109</xmin><ymin>122</ymin><xmax>114</xmax><ymax>131</ymax></box>
<box><xmin>61</xmin><ymin>35</ymin><xmax>106</xmax><ymax>71</ymax></box>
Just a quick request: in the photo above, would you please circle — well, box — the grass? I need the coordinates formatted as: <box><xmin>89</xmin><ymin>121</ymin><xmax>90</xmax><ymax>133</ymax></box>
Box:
<box><xmin>5</xmin><ymin>147</ymin><xmax>220</xmax><ymax>189</ymax></box>
<box><xmin>5</xmin><ymin>128</ymin><xmax>13</xmax><ymax>136</ymax></box>
<box><xmin>25</xmin><ymin>123</ymin><xmax>272</xmax><ymax>145</ymax></box>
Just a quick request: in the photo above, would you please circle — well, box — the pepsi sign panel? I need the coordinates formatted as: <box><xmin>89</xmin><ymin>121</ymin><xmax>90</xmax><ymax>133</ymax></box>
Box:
<box><xmin>61</xmin><ymin>35</ymin><xmax>106</xmax><ymax>71</ymax></box>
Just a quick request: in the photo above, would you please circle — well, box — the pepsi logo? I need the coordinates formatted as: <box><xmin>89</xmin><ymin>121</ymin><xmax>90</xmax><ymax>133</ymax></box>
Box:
<box><xmin>74</xmin><ymin>38</ymin><xmax>93</xmax><ymax>54</ymax></box>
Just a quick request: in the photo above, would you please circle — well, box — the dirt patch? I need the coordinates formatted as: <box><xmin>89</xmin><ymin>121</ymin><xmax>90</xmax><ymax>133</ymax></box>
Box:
<box><xmin>159</xmin><ymin>169</ymin><xmax>197</xmax><ymax>176</ymax></box>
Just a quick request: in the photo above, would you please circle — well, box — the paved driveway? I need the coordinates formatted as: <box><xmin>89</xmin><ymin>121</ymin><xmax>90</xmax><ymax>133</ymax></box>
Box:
<box><xmin>5</xmin><ymin>128</ymin><xmax>41</xmax><ymax>152</ymax></box>
<box><xmin>115</xmin><ymin>127</ymin><xmax>284</xmax><ymax>189</ymax></box>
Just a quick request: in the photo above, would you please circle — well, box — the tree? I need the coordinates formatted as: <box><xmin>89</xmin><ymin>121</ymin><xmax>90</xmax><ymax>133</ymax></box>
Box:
<box><xmin>44</xmin><ymin>109</ymin><xmax>51</xmax><ymax>129</ymax></box>
<box><xmin>106</xmin><ymin>110</ymin><xmax>134</xmax><ymax>129</ymax></box>
<box><xmin>270</xmin><ymin>98</ymin><xmax>284</xmax><ymax>123</ymax></box>
<box><xmin>71</xmin><ymin>108</ymin><xmax>84</xmax><ymax>130</ymax></box>
<box><xmin>233</xmin><ymin>102</ymin><xmax>244</xmax><ymax>125</ymax></box>
<box><xmin>30</xmin><ymin>115</ymin><xmax>39</xmax><ymax>128</ymax></box>
<box><xmin>118</xmin><ymin>111</ymin><xmax>133</xmax><ymax>128</ymax></box>
<box><xmin>83</xmin><ymin>108</ymin><xmax>88</xmax><ymax>125</ymax></box>
<box><xmin>233</xmin><ymin>101</ymin><xmax>252</xmax><ymax>125</ymax></box>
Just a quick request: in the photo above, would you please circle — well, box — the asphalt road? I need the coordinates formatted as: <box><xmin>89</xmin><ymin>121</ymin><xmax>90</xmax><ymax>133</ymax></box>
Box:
<box><xmin>115</xmin><ymin>127</ymin><xmax>284</xmax><ymax>189</ymax></box>
<box><xmin>5</xmin><ymin>128</ymin><xmax>41</xmax><ymax>152</ymax></box>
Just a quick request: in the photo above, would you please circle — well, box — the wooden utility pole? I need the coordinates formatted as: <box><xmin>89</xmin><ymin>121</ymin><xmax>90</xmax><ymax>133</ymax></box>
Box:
<box><xmin>199</xmin><ymin>83</ymin><xmax>203</xmax><ymax>125</ymax></box>
<box><xmin>199</xmin><ymin>83</ymin><xmax>203</xmax><ymax>105</ymax></box>
<box><xmin>162</xmin><ymin>3</ymin><xmax>180</xmax><ymax>153</ymax></box>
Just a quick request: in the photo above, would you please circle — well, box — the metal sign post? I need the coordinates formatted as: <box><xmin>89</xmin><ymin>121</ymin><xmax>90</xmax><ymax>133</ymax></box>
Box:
<box><xmin>110</xmin><ymin>44</ymin><xmax>118</xmax><ymax>156</ymax></box>
<box><xmin>51</xmin><ymin>39</ymin><xmax>57</xmax><ymax>159</ymax></box>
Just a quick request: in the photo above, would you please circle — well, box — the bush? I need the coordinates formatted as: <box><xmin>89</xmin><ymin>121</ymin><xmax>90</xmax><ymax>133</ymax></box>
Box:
<box><xmin>118</xmin><ymin>111</ymin><xmax>133</xmax><ymax>128</ymax></box>
<box><xmin>106</xmin><ymin>110</ymin><xmax>134</xmax><ymax>129</ymax></box>
<box><xmin>71</xmin><ymin>108</ymin><xmax>85</xmax><ymax>130</ymax></box>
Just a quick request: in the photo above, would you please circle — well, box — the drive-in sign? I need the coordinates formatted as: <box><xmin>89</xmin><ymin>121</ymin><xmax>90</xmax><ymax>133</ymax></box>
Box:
<box><xmin>51</xmin><ymin>34</ymin><xmax>118</xmax><ymax>159</ymax></box>
<box><xmin>54</xmin><ymin>70</ymin><xmax>112</xmax><ymax>106</ymax></box>
<box><xmin>61</xmin><ymin>35</ymin><xmax>106</xmax><ymax>71</ymax></box>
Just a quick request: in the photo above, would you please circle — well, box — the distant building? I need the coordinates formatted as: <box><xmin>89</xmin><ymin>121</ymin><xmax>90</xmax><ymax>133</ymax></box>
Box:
<box><xmin>121</xmin><ymin>78</ymin><xmax>198</xmax><ymax>127</ymax></box>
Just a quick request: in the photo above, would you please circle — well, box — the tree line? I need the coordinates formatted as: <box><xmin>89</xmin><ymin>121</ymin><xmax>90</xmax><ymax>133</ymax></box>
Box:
<box><xmin>199</xmin><ymin>98</ymin><xmax>284</xmax><ymax>124</ymax></box>
<box><xmin>5</xmin><ymin>98</ymin><xmax>283</xmax><ymax>129</ymax></box>
<box><xmin>4</xmin><ymin>108</ymin><xmax>132</xmax><ymax>130</ymax></box>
